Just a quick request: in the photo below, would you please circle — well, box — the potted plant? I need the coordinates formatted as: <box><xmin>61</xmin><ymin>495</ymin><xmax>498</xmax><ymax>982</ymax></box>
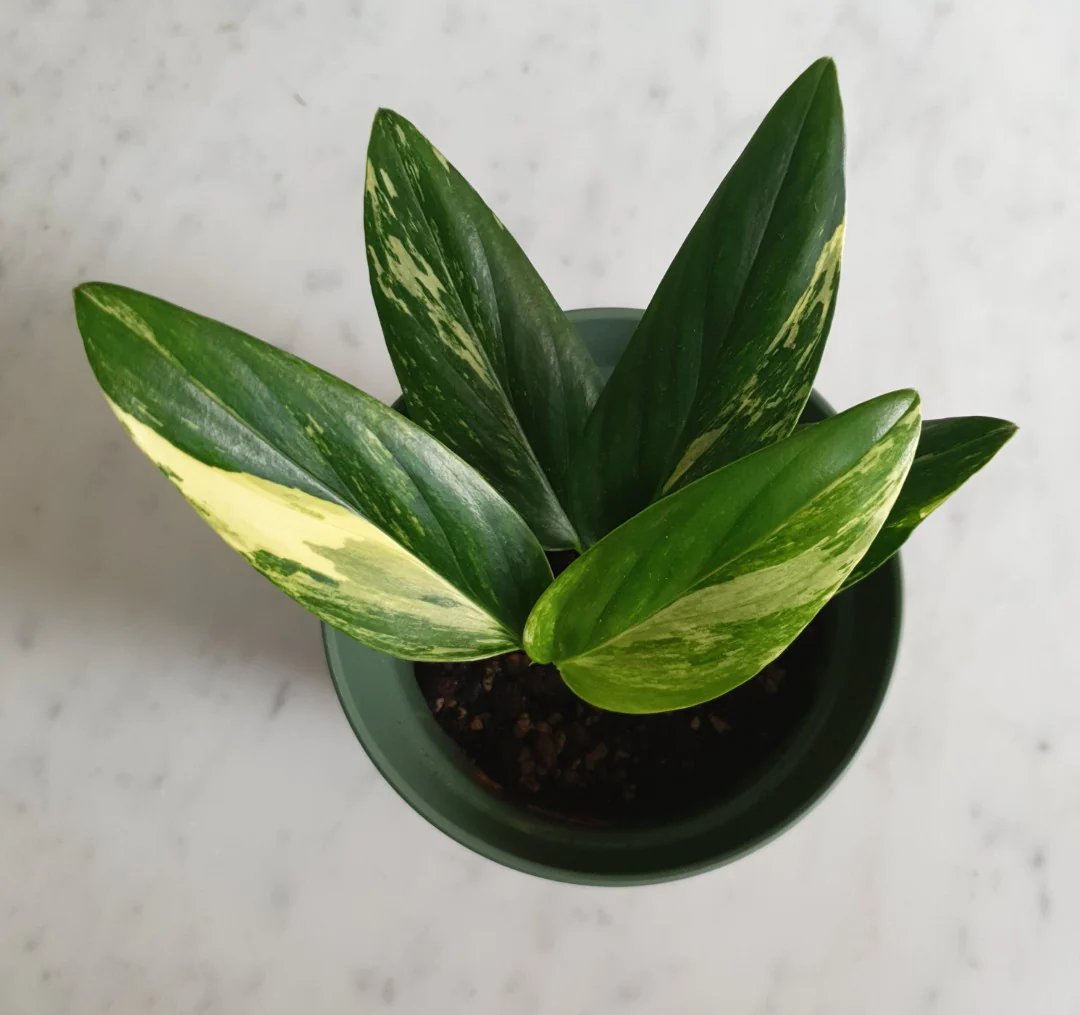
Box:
<box><xmin>75</xmin><ymin>58</ymin><xmax>1014</xmax><ymax>884</ymax></box>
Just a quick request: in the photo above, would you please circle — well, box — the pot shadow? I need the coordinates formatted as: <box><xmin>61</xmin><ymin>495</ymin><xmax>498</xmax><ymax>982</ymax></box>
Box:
<box><xmin>0</xmin><ymin>285</ymin><xmax>329</xmax><ymax>698</ymax></box>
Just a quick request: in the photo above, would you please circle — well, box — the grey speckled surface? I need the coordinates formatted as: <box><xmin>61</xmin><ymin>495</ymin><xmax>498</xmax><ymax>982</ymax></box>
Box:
<box><xmin>1</xmin><ymin>1</ymin><xmax>1076</xmax><ymax>1012</ymax></box>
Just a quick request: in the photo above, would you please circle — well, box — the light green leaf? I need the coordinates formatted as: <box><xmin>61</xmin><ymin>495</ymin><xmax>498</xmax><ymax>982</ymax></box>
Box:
<box><xmin>526</xmin><ymin>390</ymin><xmax>921</xmax><ymax>713</ymax></box>
<box><xmin>842</xmin><ymin>415</ymin><xmax>1017</xmax><ymax>589</ymax></box>
<box><xmin>365</xmin><ymin>109</ymin><xmax>602</xmax><ymax>550</ymax></box>
<box><xmin>75</xmin><ymin>282</ymin><xmax>552</xmax><ymax>660</ymax></box>
<box><xmin>571</xmin><ymin>58</ymin><xmax>846</xmax><ymax>545</ymax></box>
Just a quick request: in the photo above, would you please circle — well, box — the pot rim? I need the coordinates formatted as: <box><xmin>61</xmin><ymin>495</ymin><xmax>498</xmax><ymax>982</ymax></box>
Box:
<box><xmin>323</xmin><ymin>306</ymin><xmax>904</xmax><ymax>885</ymax></box>
<box><xmin>322</xmin><ymin>560</ymin><xmax>900</xmax><ymax>885</ymax></box>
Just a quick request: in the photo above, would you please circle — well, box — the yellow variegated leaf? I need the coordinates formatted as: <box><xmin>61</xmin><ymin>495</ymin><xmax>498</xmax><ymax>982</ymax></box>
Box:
<box><xmin>111</xmin><ymin>406</ymin><xmax>519</xmax><ymax>657</ymax></box>
<box><xmin>526</xmin><ymin>390</ymin><xmax>921</xmax><ymax>712</ymax></box>
<box><xmin>76</xmin><ymin>283</ymin><xmax>552</xmax><ymax>660</ymax></box>
<box><xmin>366</xmin><ymin>110</ymin><xmax>601</xmax><ymax>550</ymax></box>
<box><xmin>842</xmin><ymin>415</ymin><xmax>1017</xmax><ymax>588</ymax></box>
<box><xmin>571</xmin><ymin>58</ymin><xmax>847</xmax><ymax>544</ymax></box>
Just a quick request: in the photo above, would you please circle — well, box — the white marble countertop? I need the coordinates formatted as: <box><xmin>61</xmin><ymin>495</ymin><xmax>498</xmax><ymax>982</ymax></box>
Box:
<box><xmin>1</xmin><ymin>1</ymin><xmax>1076</xmax><ymax>1011</ymax></box>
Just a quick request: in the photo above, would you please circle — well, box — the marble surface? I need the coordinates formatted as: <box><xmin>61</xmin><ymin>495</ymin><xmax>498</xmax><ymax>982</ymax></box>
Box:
<box><xmin>1</xmin><ymin>1</ymin><xmax>1076</xmax><ymax>1011</ymax></box>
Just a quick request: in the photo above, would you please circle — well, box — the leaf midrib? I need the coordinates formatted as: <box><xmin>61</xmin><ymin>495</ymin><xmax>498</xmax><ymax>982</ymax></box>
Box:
<box><xmin>379</xmin><ymin>120</ymin><xmax>578</xmax><ymax>547</ymax></box>
<box><xmin>84</xmin><ymin>286</ymin><xmax>518</xmax><ymax>642</ymax></box>
<box><xmin>554</xmin><ymin>415</ymin><xmax>903</xmax><ymax>665</ymax></box>
<box><xmin>911</xmin><ymin>425</ymin><xmax>1014</xmax><ymax>470</ymax></box>
<box><xmin>82</xmin><ymin>287</ymin><xmax>357</xmax><ymax>516</ymax></box>
<box><xmin>655</xmin><ymin>62</ymin><xmax>833</xmax><ymax>499</ymax></box>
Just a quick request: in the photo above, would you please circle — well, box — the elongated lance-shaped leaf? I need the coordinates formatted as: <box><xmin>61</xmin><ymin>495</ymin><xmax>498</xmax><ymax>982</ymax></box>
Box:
<box><xmin>526</xmin><ymin>390</ymin><xmax>921</xmax><ymax>713</ymax></box>
<box><xmin>571</xmin><ymin>58</ymin><xmax>846</xmax><ymax>545</ymax></box>
<box><xmin>75</xmin><ymin>283</ymin><xmax>552</xmax><ymax>660</ymax></box>
<box><xmin>365</xmin><ymin>109</ymin><xmax>602</xmax><ymax>550</ymax></box>
<box><xmin>842</xmin><ymin>415</ymin><xmax>1016</xmax><ymax>589</ymax></box>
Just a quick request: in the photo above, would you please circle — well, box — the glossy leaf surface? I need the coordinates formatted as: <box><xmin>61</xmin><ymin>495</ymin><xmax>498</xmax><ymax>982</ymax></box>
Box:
<box><xmin>75</xmin><ymin>283</ymin><xmax>551</xmax><ymax>660</ymax></box>
<box><xmin>365</xmin><ymin>109</ymin><xmax>601</xmax><ymax>549</ymax></box>
<box><xmin>526</xmin><ymin>390</ymin><xmax>921</xmax><ymax>713</ymax></box>
<box><xmin>572</xmin><ymin>58</ymin><xmax>846</xmax><ymax>544</ymax></box>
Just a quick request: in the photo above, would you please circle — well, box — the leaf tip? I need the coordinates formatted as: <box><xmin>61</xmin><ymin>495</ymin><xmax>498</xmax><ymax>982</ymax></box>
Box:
<box><xmin>803</xmin><ymin>56</ymin><xmax>839</xmax><ymax>91</ymax></box>
<box><xmin>73</xmin><ymin>281</ymin><xmax>100</xmax><ymax>306</ymax></box>
<box><xmin>73</xmin><ymin>280</ymin><xmax>125</xmax><ymax>307</ymax></box>
<box><xmin>73</xmin><ymin>281</ymin><xmax>108</xmax><ymax>334</ymax></box>
<box><xmin>980</xmin><ymin>418</ymin><xmax>1018</xmax><ymax>459</ymax></box>
<box><xmin>372</xmin><ymin>107</ymin><xmax>412</xmax><ymax>143</ymax></box>
<box><xmin>521</xmin><ymin>612</ymin><xmax>548</xmax><ymax>663</ymax></box>
<box><xmin>875</xmin><ymin>387</ymin><xmax>921</xmax><ymax>425</ymax></box>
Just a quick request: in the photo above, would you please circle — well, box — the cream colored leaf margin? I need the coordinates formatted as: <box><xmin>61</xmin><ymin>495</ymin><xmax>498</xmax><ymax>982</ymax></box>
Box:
<box><xmin>663</xmin><ymin>218</ymin><xmax>847</xmax><ymax>493</ymax></box>
<box><xmin>108</xmin><ymin>400</ymin><xmax>516</xmax><ymax>660</ymax></box>
<box><xmin>534</xmin><ymin>397</ymin><xmax>920</xmax><ymax>712</ymax></box>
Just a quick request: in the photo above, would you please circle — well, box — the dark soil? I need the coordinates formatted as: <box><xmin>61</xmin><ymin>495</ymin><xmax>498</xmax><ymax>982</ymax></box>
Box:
<box><xmin>415</xmin><ymin>579</ymin><xmax>834</xmax><ymax>826</ymax></box>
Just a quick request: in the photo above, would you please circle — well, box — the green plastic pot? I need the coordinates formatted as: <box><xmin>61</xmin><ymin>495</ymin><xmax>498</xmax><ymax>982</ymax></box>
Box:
<box><xmin>323</xmin><ymin>308</ymin><xmax>902</xmax><ymax>885</ymax></box>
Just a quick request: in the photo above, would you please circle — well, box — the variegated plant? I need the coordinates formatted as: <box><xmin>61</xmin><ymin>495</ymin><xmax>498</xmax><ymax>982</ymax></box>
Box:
<box><xmin>76</xmin><ymin>58</ymin><xmax>1015</xmax><ymax>713</ymax></box>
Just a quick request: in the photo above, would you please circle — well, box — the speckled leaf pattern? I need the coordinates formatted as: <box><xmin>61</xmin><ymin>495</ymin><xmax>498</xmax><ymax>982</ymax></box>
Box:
<box><xmin>841</xmin><ymin>415</ymin><xmax>1017</xmax><ymax>589</ymax></box>
<box><xmin>571</xmin><ymin>58</ymin><xmax>846</xmax><ymax>545</ymax></box>
<box><xmin>526</xmin><ymin>390</ymin><xmax>921</xmax><ymax>713</ymax></box>
<box><xmin>365</xmin><ymin>109</ymin><xmax>602</xmax><ymax>550</ymax></box>
<box><xmin>75</xmin><ymin>283</ymin><xmax>552</xmax><ymax>660</ymax></box>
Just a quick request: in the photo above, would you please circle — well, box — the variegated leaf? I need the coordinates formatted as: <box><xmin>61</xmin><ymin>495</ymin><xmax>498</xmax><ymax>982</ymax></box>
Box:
<box><xmin>842</xmin><ymin>415</ymin><xmax>1017</xmax><ymax>589</ymax></box>
<box><xmin>571</xmin><ymin>58</ymin><xmax>846</xmax><ymax>545</ymax></box>
<box><xmin>526</xmin><ymin>390</ymin><xmax>921</xmax><ymax>713</ymax></box>
<box><xmin>75</xmin><ymin>283</ymin><xmax>552</xmax><ymax>660</ymax></box>
<box><xmin>365</xmin><ymin>109</ymin><xmax>602</xmax><ymax>550</ymax></box>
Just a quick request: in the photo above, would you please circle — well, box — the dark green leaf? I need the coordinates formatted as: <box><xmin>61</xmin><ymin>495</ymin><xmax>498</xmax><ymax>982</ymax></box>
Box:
<box><xmin>571</xmin><ymin>58</ymin><xmax>846</xmax><ymax>545</ymax></box>
<box><xmin>365</xmin><ymin>109</ymin><xmax>602</xmax><ymax>549</ymax></box>
<box><xmin>842</xmin><ymin>415</ymin><xmax>1017</xmax><ymax>588</ymax></box>
<box><xmin>525</xmin><ymin>390</ymin><xmax>920</xmax><ymax>713</ymax></box>
<box><xmin>75</xmin><ymin>282</ymin><xmax>552</xmax><ymax>660</ymax></box>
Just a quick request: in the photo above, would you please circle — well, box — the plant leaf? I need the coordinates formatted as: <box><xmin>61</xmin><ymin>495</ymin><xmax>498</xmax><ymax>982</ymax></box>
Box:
<box><xmin>525</xmin><ymin>390</ymin><xmax>920</xmax><ymax>713</ymax></box>
<box><xmin>571</xmin><ymin>58</ymin><xmax>846</xmax><ymax>545</ymax></box>
<box><xmin>365</xmin><ymin>109</ymin><xmax>602</xmax><ymax>550</ymax></box>
<box><xmin>75</xmin><ymin>282</ymin><xmax>552</xmax><ymax>660</ymax></box>
<box><xmin>841</xmin><ymin>415</ymin><xmax>1016</xmax><ymax>589</ymax></box>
